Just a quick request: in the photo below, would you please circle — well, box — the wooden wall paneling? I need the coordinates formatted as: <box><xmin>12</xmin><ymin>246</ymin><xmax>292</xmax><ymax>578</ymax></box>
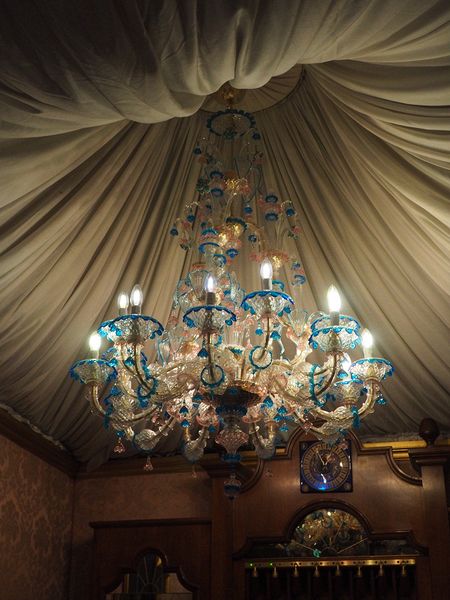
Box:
<box><xmin>409</xmin><ymin>446</ymin><xmax>450</xmax><ymax>599</ymax></box>
<box><xmin>90</xmin><ymin>519</ymin><xmax>211</xmax><ymax>600</ymax></box>
<box><xmin>415</xmin><ymin>556</ymin><xmax>433</xmax><ymax>600</ymax></box>
<box><xmin>233</xmin><ymin>431</ymin><xmax>428</xmax><ymax>557</ymax></box>
<box><xmin>229</xmin><ymin>428</ymin><xmax>446</xmax><ymax>600</ymax></box>
<box><xmin>201</xmin><ymin>463</ymin><xmax>235</xmax><ymax>600</ymax></box>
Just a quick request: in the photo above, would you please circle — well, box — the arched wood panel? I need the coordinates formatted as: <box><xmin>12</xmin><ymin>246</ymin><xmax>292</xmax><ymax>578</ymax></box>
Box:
<box><xmin>90</xmin><ymin>519</ymin><xmax>211</xmax><ymax>600</ymax></box>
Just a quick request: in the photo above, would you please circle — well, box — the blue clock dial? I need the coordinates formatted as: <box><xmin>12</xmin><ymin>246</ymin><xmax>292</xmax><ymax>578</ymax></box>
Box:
<box><xmin>300</xmin><ymin>441</ymin><xmax>352</xmax><ymax>492</ymax></box>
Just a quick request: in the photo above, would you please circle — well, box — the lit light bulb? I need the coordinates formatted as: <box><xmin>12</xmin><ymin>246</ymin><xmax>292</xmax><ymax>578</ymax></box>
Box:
<box><xmin>361</xmin><ymin>329</ymin><xmax>373</xmax><ymax>357</ymax></box>
<box><xmin>327</xmin><ymin>285</ymin><xmax>342</xmax><ymax>314</ymax></box>
<box><xmin>205</xmin><ymin>274</ymin><xmax>217</xmax><ymax>305</ymax></box>
<box><xmin>260</xmin><ymin>258</ymin><xmax>273</xmax><ymax>290</ymax></box>
<box><xmin>205</xmin><ymin>274</ymin><xmax>217</xmax><ymax>293</ymax></box>
<box><xmin>260</xmin><ymin>258</ymin><xmax>273</xmax><ymax>280</ymax></box>
<box><xmin>117</xmin><ymin>291</ymin><xmax>129</xmax><ymax>315</ymax></box>
<box><xmin>130</xmin><ymin>284</ymin><xmax>143</xmax><ymax>313</ymax></box>
<box><xmin>88</xmin><ymin>332</ymin><xmax>101</xmax><ymax>357</ymax></box>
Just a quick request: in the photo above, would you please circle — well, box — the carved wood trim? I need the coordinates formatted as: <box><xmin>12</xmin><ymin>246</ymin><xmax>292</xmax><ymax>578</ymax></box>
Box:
<box><xmin>90</xmin><ymin>518</ymin><xmax>211</xmax><ymax>529</ymax></box>
<box><xmin>102</xmin><ymin>545</ymin><xmax>199</xmax><ymax>596</ymax></box>
<box><xmin>241</xmin><ymin>429</ymin><xmax>422</xmax><ymax>492</ymax></box>
<box><xmin>233</xmin><ymin>498</ymin><xmax>428</xmax><ymax>559</ymax></box>
<box><xmin>91</xmin><ymin>519</ymin><xmax>211</xmax><ymax>600</ymax></box>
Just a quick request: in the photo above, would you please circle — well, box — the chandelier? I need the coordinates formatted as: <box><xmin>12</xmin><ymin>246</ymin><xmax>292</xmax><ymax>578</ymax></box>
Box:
<box><xmin>70</xmin><ymin>85</ymin><xmax>394</xmax><ymax>496</ymax></box>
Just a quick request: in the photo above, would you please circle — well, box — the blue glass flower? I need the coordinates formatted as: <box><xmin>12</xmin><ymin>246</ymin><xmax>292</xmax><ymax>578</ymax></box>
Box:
<box><xmin>226</xmin><ymin>248</ymin><xmax>239</xmax><ymax>258</ymax></box>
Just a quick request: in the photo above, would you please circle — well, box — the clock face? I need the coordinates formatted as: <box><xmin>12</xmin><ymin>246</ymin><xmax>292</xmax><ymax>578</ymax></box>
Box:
<box><xmin>300</xmin><ymin>441</ymin><xmax>352</xmax><ymax>493</ymax></box>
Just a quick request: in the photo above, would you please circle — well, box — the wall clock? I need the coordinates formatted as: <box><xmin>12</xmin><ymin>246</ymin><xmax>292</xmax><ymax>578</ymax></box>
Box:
<box><xmin>300</xmin><ymin>440</ymin><xmax>352</xmax><ymax>493</ymax></box>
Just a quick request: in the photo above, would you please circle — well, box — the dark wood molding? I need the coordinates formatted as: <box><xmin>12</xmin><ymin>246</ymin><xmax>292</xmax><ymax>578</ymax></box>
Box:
<box><xmin>233</xmin><ymin>497</ymin><xmax>427</xmax><ymax>559</ymax></box>
<box><xmin>78</xmin><ymin>449</ymin><xmax>259</xmax><ymax>479</ymax></box>
<box><xmin>241</xmin><ymin>429</ymin><xmax>424</xmax><ymax>492</ymax></box>
<box><xmin>408</xmin><ymin>444</ymin><xmax>450</xmax><ymax>598</ymax></box>
<box><xmin>0</xmin><ymin>408</ymin><xmax>79</xmax><ymax>477</ymax></box>
<box><xmin>409</xmin><ymin>446</ymin><xmax>450</xmax><ymax>473</ymax></box>
<box><xmin>91</xmin><ymin>518</ymin><xmax>211</xmax><ymax>599</ymax></box>
<box><xmin>90</xmin><ymin>518</ymin><xmax>211</xmax><ymax>529</ymax></box>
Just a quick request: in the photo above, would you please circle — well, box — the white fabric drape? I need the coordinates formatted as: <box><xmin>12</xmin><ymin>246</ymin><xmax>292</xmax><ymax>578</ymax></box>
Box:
<box><xmin>0</xmin><ymin>0</ymin><xmax>449</xmax><ymax>463</ymax></box>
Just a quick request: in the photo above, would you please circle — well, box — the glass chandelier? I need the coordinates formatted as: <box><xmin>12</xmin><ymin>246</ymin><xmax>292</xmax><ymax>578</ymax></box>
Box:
<box><xmin>70</xmin><ymin>86</ymin><xmax>393</xmax><ymax>494</ymax></box>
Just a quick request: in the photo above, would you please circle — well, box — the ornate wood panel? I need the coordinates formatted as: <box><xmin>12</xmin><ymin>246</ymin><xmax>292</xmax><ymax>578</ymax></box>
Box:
<box><xmin>90</xmin><ymin>519</ymin><xmax>211</xmax><ymax>600</ymax></box>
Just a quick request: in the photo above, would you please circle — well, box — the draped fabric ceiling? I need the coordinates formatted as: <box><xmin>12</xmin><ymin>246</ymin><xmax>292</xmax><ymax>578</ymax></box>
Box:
<box><xmin>1</xmin><ymin>0</ymin><xmax>449</xmax><ymax>466</ymax></box>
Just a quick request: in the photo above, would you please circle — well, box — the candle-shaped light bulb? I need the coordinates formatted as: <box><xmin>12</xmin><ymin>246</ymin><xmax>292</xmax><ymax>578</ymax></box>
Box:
<box><xmin>361</xmin><ymin>329</ymin><xmax>373</xmax><ymax>358</ymax></box>
<box><xmin>205</xmin><ymin>274</ymin><xmax>217</xmax><ymax>293</ymax></box>
<box><xmin>88</xmin><ymin>332</ymin><xmax>102</xmax><ymax>358</ymax></box>
<box><xmin>130</xmin><ymin>284</ymin><xmax>143</xmax><ymax>314</ymax></box>
<box><xmin>260</xmin><ymin>258</ymin><xmax>273</xmax><ymax>290</ymax></box>
<box><xmin>204</xmin><ymin>274</ymin><xmax>217</xmax><ymax>305</ymax></box>
<box><xmin>327</xmin><ymin>285</ymin><xmax>341</xmax><ymax>313</ymax></box>
<box><xmin>117</xmin><ymin>291</ymin><xmax>129</xmax><ymax>315</ymax></box>
<box><xmin>327</xmin><ymin>285</ymin><xmax>341</xmax><ymax>325</ymax></box>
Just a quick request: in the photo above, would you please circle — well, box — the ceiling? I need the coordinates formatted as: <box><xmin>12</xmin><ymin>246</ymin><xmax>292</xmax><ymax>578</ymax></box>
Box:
<box><xmin>0</xmin><ymin>0</ymin><xmax>449</xmax><ymax>467</ymax></box>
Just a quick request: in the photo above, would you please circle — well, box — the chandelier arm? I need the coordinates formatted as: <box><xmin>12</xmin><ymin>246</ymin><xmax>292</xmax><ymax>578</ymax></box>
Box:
<box><xmin>183</xmin><ymin>426</ymin><xmax>192</xmax><ymax>443</ymax></box>
<box><xmin>356</xmin><ymin>379</ymin><xmax>378</xmax><ymax>417</ymax></box>
<box><xmin>159</xmin><ymin>362</ymin><xmax>184</xmax><ymax>376</ymax></box>
<box><xmin>272</xmin><ymin>354</ymin><xmax>338</xmax><ymax>404</ymax></box>
<box><xmin>256</xmin><ymin>315</ymin><xmax>271</xmax><ymax>361</ymax></box>
<box><xmin>117</xmin><ymin>343</ymin><xmax>154</xmax><ymax>396</ymax></box>
<box><xmin>89</xmin><ymin>383</ymin><xmax>159</xmax><ymax>426</ymax></box>
<box><xmin>240</xmin><ymin>355</ymin><xmax>247</xmax><ymax>379</ymax></box>
<box><xmin>309</xmin><ymin>379</ymin><xmax>378</xmax><ymax>425</ymax></box>
<box><xmin>119</xmin><ymin>344</ymin><xmax>146</xmax><ymax>386</ymax></box>
<box><xmin>271</xmin><ymin>357</ymin><xmax>332</xmax><ymax>378</ymax></box>
<box><xmin>187</xmin><ymin>426</ymin><xmax>209</xmax><ymax>445</ymax></box>
<box><xmin>134</xmin><ymin>415</ymin><xmax>178</xmax><ymax>446</ymax></box>
<box><xmin>89</xmin><ymin>384</ymin><xmax>106</xmax><ymax>417</ymax></box>
<box><xmin>108</xmin><ymin>404</ymin><xmax>160</xmax><ymax>428</ymax></box>
<box><xmin>133</xmin><ymin>343</ymin><xmax>156</xmax><ymax>394</ymax></box>
<box><xmin>249</xmin><ymin>422</ymin><xmax>275</xmax><ymax>446</ymax></box>
<box><xmin>306</xmin><ymin>353</ymin><xmax>339</xmax><ymax>400</ymax></box>
<box><xmin>113</xmin><ymin>374</ymin><xmax>148</xmax><ymax>403</ymax></box>
<box><xmin>293</xmin><ymin>408</ymin><xmax>311</xmax><ymax>424</ymax></box>
<box><xmin>206</xmin><ymin>331</ymin><xmax>217</xmax><ymax>382</ymax></box>
<box><xmin>126</xmin><ymin>405</ymin><xmax>160</xmax><ymax>424</ymax></box>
